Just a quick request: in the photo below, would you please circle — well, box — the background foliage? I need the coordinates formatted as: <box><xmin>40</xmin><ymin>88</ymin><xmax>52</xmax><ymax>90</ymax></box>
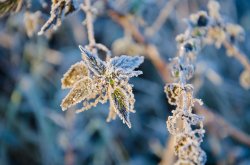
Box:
<box><xmin>0</xmin><ymin>0</ymin><xmax>250</xmax><ymax>164</ymax></box>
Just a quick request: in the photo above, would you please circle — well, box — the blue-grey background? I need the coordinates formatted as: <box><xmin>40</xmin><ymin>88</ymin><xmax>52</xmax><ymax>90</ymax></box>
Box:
<box><xmin>0</xmin><ymin>0</ymin><xmax>250</xmax><ymax>164</ymax></box>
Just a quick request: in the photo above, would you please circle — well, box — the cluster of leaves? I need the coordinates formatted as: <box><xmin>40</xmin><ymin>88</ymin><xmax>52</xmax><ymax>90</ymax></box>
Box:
<box><xmin>61</xmin><ymin>46</ymin><xmax>144</xmax><ymax>128</ymax></box>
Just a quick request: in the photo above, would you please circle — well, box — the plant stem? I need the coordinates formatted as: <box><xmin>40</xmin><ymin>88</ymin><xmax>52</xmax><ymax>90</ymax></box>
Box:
<box><xmin>108</xmin><ymin>9</ymin><xmax>250</xmax><ymax>148</ymax></box>
<box><xmin>223</xmin><ymin>40</ymin><xmax>250</xmax><ymax>73</ymax></box>
<box><xmin>82</xmin><ymin>0</ymin><xmax>96</xmax><ymax>49</ymax></box>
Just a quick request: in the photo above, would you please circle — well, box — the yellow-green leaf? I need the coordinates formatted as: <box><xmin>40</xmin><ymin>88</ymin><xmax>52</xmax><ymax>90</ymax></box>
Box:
<box><xmin>61</xmin><ymin>61</ymin><xmax>89</xmax><ymax>89</ymax></box>
<box><xmin>61</xmin><ymin>77</ymin><xmax>92</xmax><ymax>111</ymax></box>
<box><xmin>110</xmin><ymin>87</ymin><xmax>131</xmax><ymax>128</ymax></box>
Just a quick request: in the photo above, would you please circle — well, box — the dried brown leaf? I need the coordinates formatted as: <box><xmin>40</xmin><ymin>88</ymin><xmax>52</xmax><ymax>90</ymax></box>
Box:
<box><xmin>61</xmin><ymin>61</ymin><xmax>89</xmax><ymax>89</ymax></box>
<box><xmin>61</xmin><ymin>77</ymin><xmax>92</xmax><ymax>111</ymax></box>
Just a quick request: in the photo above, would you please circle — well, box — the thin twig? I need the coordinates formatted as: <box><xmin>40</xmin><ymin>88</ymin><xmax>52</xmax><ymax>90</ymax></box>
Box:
<box><xmin>194</xmin><ymin>103</ymin><xmax>250</xmax><ymax>147</ymax></box>
<box><xmin>146</xmin><ymin>0</ymin><xmax>180</xmax><ymax>37</ymax></box>
<box><xmin>108</xmin><ymin>11</ymin><xmax>145</xmax><ymax>44</ymax></box>
<box><xmin>81</xmin><ymin>1</ymin><xmax>111</xmax><ymax>60</ymax></box>
<box><xmin>81</xmin><ymin>0</ymin><xmax>96</xmax><ymax>48</ymax></box>
<box><xmin>159</xmin><ymin>135</ymin><xmax>176</xmax><ymax>165</ymax></box>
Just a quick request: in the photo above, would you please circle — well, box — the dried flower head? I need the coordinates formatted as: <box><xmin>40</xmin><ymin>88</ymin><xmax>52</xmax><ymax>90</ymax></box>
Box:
<box><xmin>189</xmin><ymin>11</ymin><xmax>209</xmax><ymax>27</ymax></box>
<box><xmin>61</xmin><ymin>46</ymin><xmax>144</xmax><ymax>128</ymax></box>
<box><xmin>226</xmin><ymin>23</ymin><xmax>245</xmax><ymax>42</ymax></box>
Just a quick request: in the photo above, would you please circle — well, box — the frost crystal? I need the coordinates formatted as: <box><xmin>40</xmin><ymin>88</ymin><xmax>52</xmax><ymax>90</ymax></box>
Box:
<box><xmin>61</xmin><ymin>45</ymin><xmax>144</xmax><ymax>128</ymax></box>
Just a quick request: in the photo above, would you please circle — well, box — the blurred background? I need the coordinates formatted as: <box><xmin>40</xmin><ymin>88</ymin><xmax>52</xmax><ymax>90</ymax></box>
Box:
<box><xmin>0</xmin><ymin>0</ymin><xmax>250</xmax><ymax>164</ymax></box>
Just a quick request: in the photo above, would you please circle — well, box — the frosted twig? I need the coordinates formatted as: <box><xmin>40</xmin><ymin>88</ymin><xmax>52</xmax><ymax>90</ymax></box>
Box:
<box><xmin>81</xmin><ymin>0</ymin><xmax>96</xmax><ymax>48</ymax></box>
<box><xmin>38</xmin><ymin>0</ymin><xmax>77</xmax><ymax>35</ymax></box>
<box><xmin>107</xmin><ymin>4</ymin><xmax>250</xmax><ymax>149</ymax></box>
<box><xmin>81</xmin><ymin>0</ymin><xmax>111</xmax><ymax>60</ymax></box>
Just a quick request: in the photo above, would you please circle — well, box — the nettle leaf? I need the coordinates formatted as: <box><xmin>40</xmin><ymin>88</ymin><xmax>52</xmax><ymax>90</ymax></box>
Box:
<box><xmin>79</xmin><ymin>46</ymin><xmax>106</xmax><ymax>75</ymax></box>
<box><xmin>110</xmin><ymin>87</ymin><xmax>131</xmax><ymax>128</ymax></box>
<box><xmin>61</xmin><ymin>61</ymin><xmax>89</xmax><ymax>89</ymax></box>
<box><xmin>110</xmin><ymin>55</ymin><xmax>144</xmax><ymax>71</ymax></box>
<box><xmin>61</xmin><ymin>77</ymin><xmax>92</xmax><ymax>111</ymax></box>
<box><xmin>123</xmin><ymin>84</ymin><xmax>136</xmax><ymax>113</ymax></box>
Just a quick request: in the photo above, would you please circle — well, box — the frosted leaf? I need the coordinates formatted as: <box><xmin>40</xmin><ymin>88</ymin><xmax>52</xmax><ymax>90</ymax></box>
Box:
<box><xmin>121</xmin><ymin>83</ymin><xmax>136</xmax><ymax>113</ymax></box>
<box><xmin>0</xmin><ymin>0</ymin><xmax>22</xmax><ymax>17</ymax></box>
<box><xmin>170</xmin><ymin>63</ymin><xmax>194</xmax><ymax>80</ymax></box>
<box><xmin>116</xmin><ymin>69</ymin><xmax>143</xmax><ymax>78</ymax></box>
<box><xmin>61</xmin><ymin>77</ymin><xmax>92</xmax><ymax>111</ymax></box>
<box><xmin>110</xmin><ymin>55</ymin><xmax>144</xmax><ymax>71</ymax></box>
<box><xmin>164</xmin><ymin>83</ymin><xmax>182</xmax><ymax>105</ymax></box>
<box><xmin>175</xmin><ymin>133</ymin><xmax>207</xmax><ymax>165</ymax></box>
<box><xmin>185</xmin><ymin>113</ymin><xmax>204</xmax><ymax>126</ymax></box>
<box><xmin>167</xmin><ymin>115</ymin><xmax>181</xmax><ymax>135</ymax></box>
<box><xmin>79</xmin><ymin>46</ymin><xmax>106</xmax><ymax>75</ymax></box>
<box><xmin>61</xmin><ymin>61</ymin><xmax>89</xmax><ymax>89</ymax></box>
<box><xmin>76</xmin><ymin>92</ymin><xmax>104</xmax><ymax>113</ymax></box>
<box><xmin>110</xmin><ymin>87</ymin><xmax>131</xmax><ymax>128</ymax></box>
